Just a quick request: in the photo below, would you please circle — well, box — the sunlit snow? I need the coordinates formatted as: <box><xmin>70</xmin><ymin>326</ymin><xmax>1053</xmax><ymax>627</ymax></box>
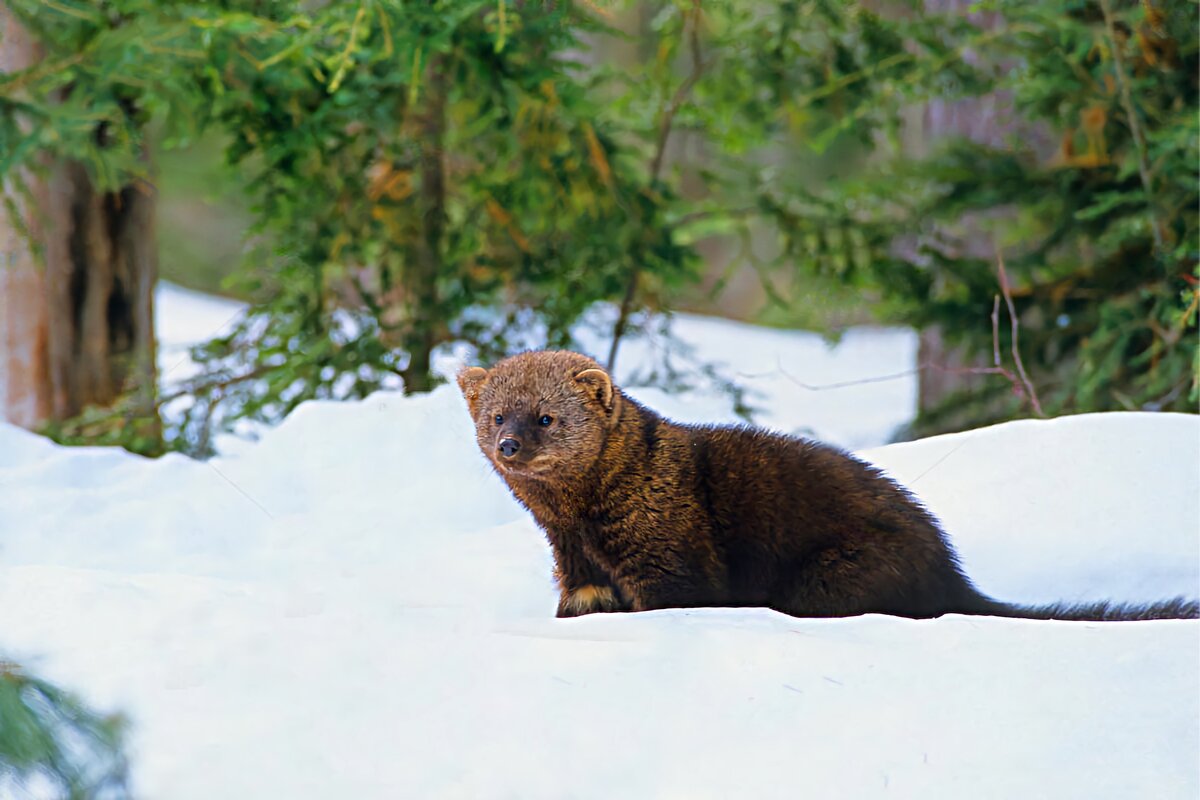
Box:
<box><xmin>0</xmin><ymin>284</ymin><xmax>1195</xmax><ymax>799</ymax></box>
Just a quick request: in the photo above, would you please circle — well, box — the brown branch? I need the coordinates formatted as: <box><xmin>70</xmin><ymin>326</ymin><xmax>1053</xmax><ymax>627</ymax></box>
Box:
<box><xmin>763</xmin><ymin>359</ymin><xmax>1025</xmax><ymax>393</ymax></box>
<box><xmin>996</xmin><ymin>246</ymin><xmax>1045</xmax><ymax>417</ymax></box>
<box><xmin>675</xmin><ymin>205</ymin><xmax>758</xmax><ymax>228</ymax></box>
<box><xmin>1149</xmin><ymin>374</ymin><xmax>1191</xmax><ymax>409</ymax></box>
<box><xmin>607</xmin><ymin>0</ymin><xmax>706</xmax><ymax>372</ymax></box>
<box><xmin>157</xmin><ymin>365</ymin><xmax>274</xmax><ymax>408</ymax></box>
<box><xmin>990</xmin><ymin>295</ymin><xmax>1002</xmax><ymax>368</ymax></box>
<box><xmin>746</xmin><ymin>254</ymin><xmax>1048</xmax><ymax>419</ymax></box>
<box><xmin>759</xmin><ymin>362</ymin><xmax>922</xmax><ymax>391</ymax></box>
<box><xmin>647</xmin><ymin>20</ymin><xmax>706</xmax><ymax>183</ymax></box>
<box><xmin>349</xmin><ymin>271</ymin><xmax>383</xmax><ymax>316</ymax></box>
<box><xmin>402</xmin><ymin>52</ymin><xmax>448</xmax><ymax>393</ymax></box>
<box><xmin>1098</xmin><ymin>0</ymin><xmax>1166</xmax><ymax>257</ymax></box>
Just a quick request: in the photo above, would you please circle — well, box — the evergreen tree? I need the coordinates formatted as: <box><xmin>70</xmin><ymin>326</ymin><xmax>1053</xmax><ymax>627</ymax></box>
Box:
<box><xmin>3</xmin><ymin>1</ymin><xmax>1194</xmax><ymax>452</ymax></box>
<box><xmin>0</xmin><ymin>660</ymin><xmax>130</xmax><ymax>799</ymax></box>
<box><xmin>701</xmin><ymin>0</ymin><xmax>1199</xmax><ymax>433</ymax></box>
<box><xmin>1</xmin><ymin>1</ymin><xmax>703</xmax><ymax>454</ymax></box>
<box><xmin>0</xmin><ymin>4</ymin><xmax>159</xmax><ymax>452</ymax></box>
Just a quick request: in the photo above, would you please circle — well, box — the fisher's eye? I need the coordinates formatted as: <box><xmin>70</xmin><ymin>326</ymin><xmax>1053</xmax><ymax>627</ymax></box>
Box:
<box><xmin>494</xmin><ymin>414</ymin><xmax>504</xmax><ymax>425</ymax></box>
<box><xmin>538</xmin><ymin>414</ymin><xmax>553</xmax><ymax>427</ymax></box>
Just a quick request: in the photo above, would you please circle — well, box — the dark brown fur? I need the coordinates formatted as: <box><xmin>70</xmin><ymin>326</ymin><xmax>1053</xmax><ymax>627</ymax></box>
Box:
<box><xmin>459</xmin><ymin>351</ymin><xmax>1198</xmax><ymax>622</ymax></box>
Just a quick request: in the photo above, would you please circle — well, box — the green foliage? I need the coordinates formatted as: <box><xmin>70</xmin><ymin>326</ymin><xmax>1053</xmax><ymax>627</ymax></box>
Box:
<box><xmin>693</xmin><ymin>0</ymin><xmax>1198</xmax><ymax>431</ymax></box>
<box><xmin>38</xmin><ymin>394</ymin><xmax>166</xmax><ymax>457</ymax></box>
<box><xmin>0</xmin><ymin>661</ymin><xmax>130</xmax><ymax>798</ymax></box>
<box><xmin>3</xmin><ymin>0</ymin><xmax>1195</xmax><ymax>452</ymax></box>
<box><xmin>2</xmin><ymin>1</ymin><xmax>713</xmax><ymax>454</ymax></box>
<box><xmin>155</xmin><ymin>132</ymin><xmax>255</xmax><ymax>298</ymax></box>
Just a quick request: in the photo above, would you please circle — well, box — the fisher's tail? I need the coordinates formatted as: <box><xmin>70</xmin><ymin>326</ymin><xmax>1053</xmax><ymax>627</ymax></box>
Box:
<box><xmin>962</xmin><ymin>595</ymin><xmax>1199</xmax><ymax>621</ymax></box>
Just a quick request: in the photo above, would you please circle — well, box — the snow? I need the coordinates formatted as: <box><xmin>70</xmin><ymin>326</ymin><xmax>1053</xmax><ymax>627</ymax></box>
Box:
<box><xmin>155</xmin><ymin>282</ymin><xmax>246</xmax><ymax>386</ymax></box>
<box><xmin>575</xmin><ymin>313</ymin><xmax>919</xmax><ymax>449</ymax></box>
<box><xmin>0</xmin><ymin>285</ymin><xmax>1196</xmax><ymax>799</ymax></box>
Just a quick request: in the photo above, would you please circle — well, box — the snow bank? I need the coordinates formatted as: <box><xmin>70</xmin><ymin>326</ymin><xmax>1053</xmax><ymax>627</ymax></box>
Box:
<box><xmin>0</xmin><ymin>380</ymin><xmax>1196</xmax><ymax>799</ymax></box>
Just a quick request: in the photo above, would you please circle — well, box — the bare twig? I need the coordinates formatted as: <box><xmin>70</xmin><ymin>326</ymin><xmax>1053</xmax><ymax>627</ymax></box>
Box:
<box><xmin>349</xmin><ymin>271</ymin><xmax>383</xmax><ymax>319</ymax></box>
<box><xmin>157</xmin><ymin>365</ymin><xmax>274</xmax><ymax>408</ymax></box>
<box><xmin>607</xmin><ymin>273</ymin><xmax>642</xmax><ymax>371</ymax></box>
<box><xmin>749</xmin><ymin>251</ymin><xmax>1048</xmax><ymax>419</ymax></box>
<box><xmin>1098</xmin><ymin>0</ymin><xmax>1165</xmax><ymax>257</ymax></box>
<box><xmin>990</xmin><ymin>295</ymin><xmax>1001</xmax><ymax>367</ymax></box>
<box><xmin>675</xmin><ymin>205</ymin><xmax>758</xmax><ymax>228</ymax></box>
<box><xmin>647</xmin><ymin>19</ymin><xmax>707</xmax><ymax>182</ymax></box>
<box><xmin>746</xmin><ymin>359</ymin><xmax>920</xmax><ymax>390</ymax></box>
<box><xmin>1149</xmin><ymin>374</ymin><xmax>1191</xmax><ymax>409</ymax></box>
<box><xmin>159</xmin><ymin>307</ymin><xmax>247</xmax><ymax>381</ymax></box>
<box><xmin>996</xmin><ymin>245</ymin><xmax>1045</xmax><ymax>417</ymax></box>
<box><xmin>607</xmin><ymin>0</ymin><xmax>706</xmax><ymax>372</ymax></box>
<box><xmin>765</xmin><ymin>358</ymin><xmax>1020</xmax><ymax>393</ymax></box>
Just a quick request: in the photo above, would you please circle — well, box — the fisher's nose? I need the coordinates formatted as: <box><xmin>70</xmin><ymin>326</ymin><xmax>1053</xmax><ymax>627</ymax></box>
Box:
<box><xmin>498</xmin><ymin>438</ymin><xmax>521</xmax><ymax>458</ymax></box>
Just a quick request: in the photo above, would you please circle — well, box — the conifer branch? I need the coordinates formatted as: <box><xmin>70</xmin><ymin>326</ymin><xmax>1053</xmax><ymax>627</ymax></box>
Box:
<box><xmin>608</xmin><ymin>0</ymin><xmax>706</xmax><ymax>372</ymax></box>
<box><xmin>1098</xmin><ymin>0</ymin><xmax>1166</xmax><ymax>258</ymax></box>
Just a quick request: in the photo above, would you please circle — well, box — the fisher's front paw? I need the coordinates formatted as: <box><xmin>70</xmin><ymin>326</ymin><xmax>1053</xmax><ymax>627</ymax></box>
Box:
<box><xmin>556</xmin><ymin>585</ymin><xmax>622</xmax><ymax>618</ymax></box>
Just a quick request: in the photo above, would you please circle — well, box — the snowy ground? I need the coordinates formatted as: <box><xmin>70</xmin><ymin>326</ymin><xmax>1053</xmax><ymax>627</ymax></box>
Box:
<box><xmin>0</xmin><ymin>285</ymin><xmax>1196</xmax><ymax>799</ymax></box>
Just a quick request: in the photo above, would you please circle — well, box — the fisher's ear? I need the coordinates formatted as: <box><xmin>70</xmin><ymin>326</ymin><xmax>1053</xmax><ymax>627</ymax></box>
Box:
<box><xmin>574</xmin><ymin>367</ymin><xmax>614</xmax><ymax>413</ymax></box>
<box><xmin>457</xmin><ymin>366</ymin><xmax>490</xmax><ymax>417</ymax></box>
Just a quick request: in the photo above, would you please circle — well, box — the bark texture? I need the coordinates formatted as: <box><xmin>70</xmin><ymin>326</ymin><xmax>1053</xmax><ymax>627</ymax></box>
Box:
<box><xmin>0</xmin><ymin>8</ymin><xmax>159</xmax><ymax>432</ymax></box>
<box><xmin>399</xmin><ymin>55</ymin><xmax>448</xmax><ymax>394</ymax></box>
<box><xmin>43</xmin><ymin>163</ymin><xmax>159</xmax><ymax>424</ymax></box>
<box><xmin>0</xmin><ymin>7</ymin><xmax>51</xmax><ymax>427</ymax></box>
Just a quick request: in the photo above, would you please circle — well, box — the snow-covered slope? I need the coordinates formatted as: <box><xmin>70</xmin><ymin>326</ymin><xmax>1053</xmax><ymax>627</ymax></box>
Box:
<box><xmin>1</xmin><ymin>382</ymin><xmax>1197</xmax><ymax>799</ymax></box>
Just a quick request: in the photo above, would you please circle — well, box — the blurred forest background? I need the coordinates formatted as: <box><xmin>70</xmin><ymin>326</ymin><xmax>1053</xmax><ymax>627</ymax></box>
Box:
<box><xmin>2</xmin><ymin>0</ymin><xmax>1197</xmax><ymax>460</ymax></box>
<box><xmin>0</xmin><ymin>1</ymin><xmax>1197</xmax><ymax>791</ymax></box>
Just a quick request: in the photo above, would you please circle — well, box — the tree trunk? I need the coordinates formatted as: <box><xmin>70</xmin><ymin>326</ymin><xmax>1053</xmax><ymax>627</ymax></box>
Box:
<box><xmin>0</xmin><ymin>8</ymin><xmax>51</xmax><ymax>427</ymax></box>
<box><xmin>0</xmin><ymin>8</ymin><xmax>159</xmax><ymax>439</ymax></box>
<box><xmin>401</xmin><ymin>54</ymin><xmax>447</xmax><ymax>394</ymax></box>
